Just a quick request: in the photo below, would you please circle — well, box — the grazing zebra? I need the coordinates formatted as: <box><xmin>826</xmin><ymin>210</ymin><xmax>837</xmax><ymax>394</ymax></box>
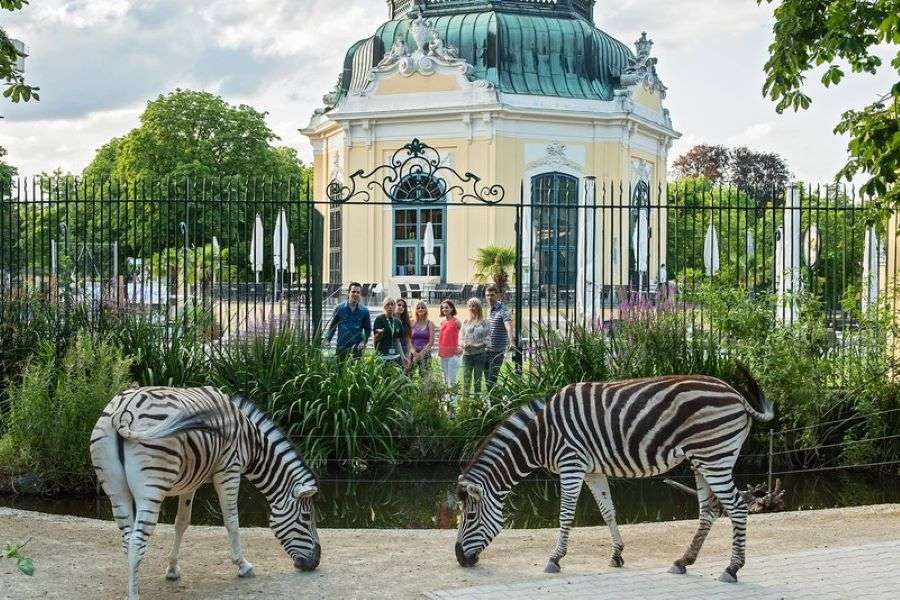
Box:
<box><xmin>90</xmin><ymin>386</ymin><xmax>321</xmax><ymax>600</ymax></box>
<box><xmin>455</xmin><ymin>367</ymin><xmax>773</xmax><ymax>583</ymax></box>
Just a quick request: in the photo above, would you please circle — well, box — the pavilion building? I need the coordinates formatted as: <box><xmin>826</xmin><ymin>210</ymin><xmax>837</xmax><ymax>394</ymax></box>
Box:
<box><xmin>301</xmin><ymin>0</ymin><xmax>679</xmax><ymax>304</ymax></box>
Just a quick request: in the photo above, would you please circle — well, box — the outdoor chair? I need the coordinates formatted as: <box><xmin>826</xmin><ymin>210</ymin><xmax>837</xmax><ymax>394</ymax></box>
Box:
<box><xmin>407</xmin><ymin>283</ymin><xmax>423</xmax><ymax>300</ymax></box>
<box><xmin>473</xmin><ymin>284</ymin><xmax>486</xmax><ymax>298</ymax></box>
<box><xmin>457</xmin><ymin>284</ymin><xmax>473</xmax><ymax>302</ymax></box>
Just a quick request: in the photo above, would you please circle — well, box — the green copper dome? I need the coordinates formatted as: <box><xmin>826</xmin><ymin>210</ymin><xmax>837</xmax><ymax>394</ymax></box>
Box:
<box><xmin>334</xmin><ymin>0</ymin><xmax>632</xmax><ymax>103</ymax></box>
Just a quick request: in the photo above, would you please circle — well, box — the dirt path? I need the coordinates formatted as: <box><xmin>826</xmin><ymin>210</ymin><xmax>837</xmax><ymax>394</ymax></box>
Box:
<box><xmin>1</xmin><ymin>505</ymin><xmax>898</xmax><ymax>599</ymax></box>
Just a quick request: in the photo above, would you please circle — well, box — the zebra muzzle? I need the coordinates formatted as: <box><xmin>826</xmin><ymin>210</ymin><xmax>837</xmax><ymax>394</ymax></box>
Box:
<box><xmin>294</xmin><ymin>543</ymin><xmax>321</xmax><ymax>571</ymax></box>
<box><xmin>455</xmin><ymin>542</ymin><xmax>479</xmax><ymax>567</ymax></box>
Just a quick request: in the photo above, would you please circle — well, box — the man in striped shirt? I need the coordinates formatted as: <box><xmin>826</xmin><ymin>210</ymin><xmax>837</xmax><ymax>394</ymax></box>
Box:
<box><xmin>484</xmin><ymin>284</ymin><xmax>514</xmax><ymax>391</ymax></box>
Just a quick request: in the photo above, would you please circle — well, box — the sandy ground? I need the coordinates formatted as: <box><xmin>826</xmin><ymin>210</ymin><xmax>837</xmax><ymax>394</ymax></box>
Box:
<box><xmin>1</xmin><ymin>504</ymin><xmax>898</xmax><ymax>599</ymax></box>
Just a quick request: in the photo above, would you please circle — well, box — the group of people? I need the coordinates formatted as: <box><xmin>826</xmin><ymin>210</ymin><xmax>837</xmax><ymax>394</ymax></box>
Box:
<box><xmin>324</xmin><ymin>282</ymin><xmax>515</xmax><ymax>410</ymax></box>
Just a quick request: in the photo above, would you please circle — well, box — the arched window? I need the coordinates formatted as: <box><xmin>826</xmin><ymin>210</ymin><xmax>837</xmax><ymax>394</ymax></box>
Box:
<box><xmin>531</xmin><ymin>172</ymin><xmax>579</xmax><ymax>291</ymax></box>
<box><xmin>391</xmin><ymin>174</ymin><xmax>446</xmax><ymax>279</ymax></box>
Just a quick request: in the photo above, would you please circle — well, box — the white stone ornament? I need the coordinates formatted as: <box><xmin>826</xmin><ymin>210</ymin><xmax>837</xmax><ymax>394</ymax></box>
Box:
<box><xmin>368</xmin><ymin>10</ymin><xmax>492</xmax><ymax>88</ymax></box>
<box><xmin>619</xmin><ymin>32</ymin><xmax>667</xmax><ymax>98</ymax></box>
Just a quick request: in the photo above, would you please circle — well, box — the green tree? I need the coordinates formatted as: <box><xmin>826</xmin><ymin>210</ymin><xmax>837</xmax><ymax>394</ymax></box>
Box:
<box><xmin>1</xmin><ymin>1</ymin><xmax>38</xmax><ymax>103</ymax></box>
<box><xmin>85</xmin><ymin>89</ymin><xmax>303</xmax><ymax>181</ymax></box>
<box><xmin>472</xmin><ymin>245</ymin><xmax>516</xmax><ymax>295</ymax></box>
<box><xmin>759</xmin><ymin>0</ymin><xmax>899</xmax><ymax>214</ymax></box>
<box><xmin>0</xmin><ymin>144</ymin><xmax>16</xmax><ymax>180</ymax></box>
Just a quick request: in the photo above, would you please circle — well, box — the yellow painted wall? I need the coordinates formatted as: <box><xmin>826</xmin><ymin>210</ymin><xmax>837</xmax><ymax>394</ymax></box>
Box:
<box><xmin>374</xmin><ymin>73</ymin><xmax>462</xmax><ymax>95</ymax></box>
<box><xmin>310</xmin><ymin>129</ymin><xmax>668</xmax><ymax>294</ymax></box>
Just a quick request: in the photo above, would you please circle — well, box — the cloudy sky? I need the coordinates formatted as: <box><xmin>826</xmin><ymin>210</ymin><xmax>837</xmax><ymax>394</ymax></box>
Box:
<box><xmin>1</xmin><ymin>0</ymin><xmax>895</xmax><ymax>182</ymax></box>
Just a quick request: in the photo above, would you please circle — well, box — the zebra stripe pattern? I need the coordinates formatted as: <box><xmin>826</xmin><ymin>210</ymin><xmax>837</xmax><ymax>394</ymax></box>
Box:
<box><xmin>90</xmin><ymin>386</ymin><xmax>320</xmax><ymax>600</ymax></box>
<box><xmin>455</xmin><ymin>368</ymin><xmax>773</xmax><ymax>583</ymax></box>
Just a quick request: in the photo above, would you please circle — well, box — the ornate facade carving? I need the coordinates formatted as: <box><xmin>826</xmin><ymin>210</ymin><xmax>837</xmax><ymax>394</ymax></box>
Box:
<box><xmin>524</xmin><ymin>142</ymin><xmax>583</xmax><ymax>172</ymax></box>
<box><xmin>619</xmin><ymin>32</ymin><xmax>667</xmax><ymax>98</ymax></box>
<box><xmin>369</xmin><ymin>11</ymin><xmax>492</xmax><ymax>86</ymax></box>
<box><xmin>631</xmin><ymin>157</ymin><xmax>652</xmax><ymax>187</ymax></box>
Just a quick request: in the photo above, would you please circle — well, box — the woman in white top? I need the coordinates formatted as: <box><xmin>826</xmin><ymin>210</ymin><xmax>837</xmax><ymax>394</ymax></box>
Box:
<box><xmin>459</xmin><ymin>297</ymin><xmax>490</xmax><ymax>399</ymax></box>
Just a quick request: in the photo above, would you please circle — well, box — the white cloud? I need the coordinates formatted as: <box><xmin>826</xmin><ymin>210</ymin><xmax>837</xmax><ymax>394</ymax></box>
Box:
<box><xmin>1</xmin><ymin>0</ymin><xmax>894</xmax><ymax>186</ymax></box>
<box><xmin>33</xmin><ymin>0</ymin><xmax>132</xmax><ymax>29</ymax></box>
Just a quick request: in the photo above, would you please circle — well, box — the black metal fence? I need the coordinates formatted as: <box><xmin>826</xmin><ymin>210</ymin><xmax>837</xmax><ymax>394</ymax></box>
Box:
<box><xmin>1</xmin><ymin>173</ymin><xmax>897</xmax><ymax>362</ymax></box>
<box><xmin>1</xmin><ymin>177</ymin><xmax>323</xmax><ymax>343</ymax></box>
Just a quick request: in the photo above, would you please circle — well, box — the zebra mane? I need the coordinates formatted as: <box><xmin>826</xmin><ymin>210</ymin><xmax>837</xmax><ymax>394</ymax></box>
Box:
<box><xmin>230</xmin><ymin>395</ymin><xmax>319</xmax><ymax>487</ymax></box>
<box><xmin>461</xmin><ymin>396</ymin><xmax>548</xmax><ymax>481</ymax></box>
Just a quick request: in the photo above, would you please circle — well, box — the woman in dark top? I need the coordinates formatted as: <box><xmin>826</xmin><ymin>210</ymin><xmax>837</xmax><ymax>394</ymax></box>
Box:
<box><xmin>395</xmin><ymin>297</ymin><xmax>413</xmax><ymax>356</ymax></box>
<box><xmin>373</xmin><ymin>297</ymin><xmax>409</xmax><ymax>367</ymax></box>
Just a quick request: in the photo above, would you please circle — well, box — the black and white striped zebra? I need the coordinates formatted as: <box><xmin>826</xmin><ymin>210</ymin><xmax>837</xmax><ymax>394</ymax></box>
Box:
<box><xmin>455</xmin><ymin>367</ymin><xmax>773</xmax><ymax>583</ymax></box>
<box><xmin>90</xmin><ymin>386</ymin><xmax>321</xmax><ymax>600</ymax></box>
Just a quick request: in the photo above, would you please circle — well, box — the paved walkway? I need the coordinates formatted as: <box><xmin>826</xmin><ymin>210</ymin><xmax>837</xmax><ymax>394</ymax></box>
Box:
<box><xmin>427</xmin><ymin>541</ymin><xmax>899</xmax><ymax>599</ymax></box>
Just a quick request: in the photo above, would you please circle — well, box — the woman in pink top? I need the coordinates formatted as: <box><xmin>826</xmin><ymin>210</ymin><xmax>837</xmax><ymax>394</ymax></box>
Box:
<box><xmin>438</xmin><ymin>299</ymin><xmax>462</xmax><ymax>414</ymax></box>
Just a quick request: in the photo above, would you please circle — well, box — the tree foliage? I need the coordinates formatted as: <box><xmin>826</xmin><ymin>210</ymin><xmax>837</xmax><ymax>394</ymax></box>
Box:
<box><xmin>0</xmin><ymin>144</ymin><xmax>16</xmax><ymax>180</ymax></box>
<box><xmin>83</xmin><ymin>89</ymin><xmax>306</xmax><ymax>181</ymax></box>
<box><xmin>1</xmin><ymin>0</ymin><xmax>39</xmax><ymax>103</ymax></box>
<box><xmin>672</xmin><ymin>144</ymin><xmax>791</xmax><ymax>204</ymax></box>
<box><xmin>759</xmin><ymin>0</ymin><xmax>900</xmax><ymax>214</ymax></box>
<box><xmin>672</xmin><ymin>144</ymin><xmax>732</xmax><ymax>183</ymax></box>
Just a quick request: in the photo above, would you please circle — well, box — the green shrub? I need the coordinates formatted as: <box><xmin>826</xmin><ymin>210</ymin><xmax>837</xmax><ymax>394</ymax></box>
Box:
<box><xmin>0</xmin><ymin>335</ymin><xmax>132</xmax><ymax>489</ymax></box>
<box><xmin>211</xmin><ymin>326</ymin><xmax>417</xmax><ymax>470</ymax></box>
<box><xmin>107</xmin><ymin>313</ymin><xmax>209</xmax><ymax>387</ymax></box>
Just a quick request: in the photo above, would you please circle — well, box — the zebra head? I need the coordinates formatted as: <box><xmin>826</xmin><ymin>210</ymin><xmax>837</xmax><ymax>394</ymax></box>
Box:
<box><xmin>454</xmin><ymin>477</ymin><xmax>503</xmax><ymax>567</ymax></box>
<box><xmin>269</xmin><ymin>480</ymin><xmax>321</xmax><ymax>571</ymax></box>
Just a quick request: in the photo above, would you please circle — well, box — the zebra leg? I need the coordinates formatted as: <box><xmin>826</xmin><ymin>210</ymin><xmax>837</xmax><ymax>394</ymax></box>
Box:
<box><xmin>584</xmin><ymin>474</ymin><xmax>625</xmax><ymax>568</ymax></box>
<box><xmin>214</xmin><ymin>470</ymin><xmax>254</xmax><ymax>578</ymax></box>
<box><xmin>668</xmin><ymin>471</ymin><xmax>716</xmax><ymax>575</ymax></box>
<box><xmin>698</xmin><ymin>467</ymin><xmax>748</xmax><ymax>583</ymax></box>
<box><xmin>545</xmin><ymin>467</ymin><xmax>586</xmax><ymax>573</ymax></box>
<box><xmin>90</xmin><ymin>429</ymin><xmax>134</xmax><ymax>555</ymax></box>
<box><xmin>165</xmin><ymin>491</ymin><xmax>196</xmax><ymax>581</ymax></box>
<box><xmin>127</xmin><ymin>497</ymin><xmax>164</xmax><ymax>600</ymax></box>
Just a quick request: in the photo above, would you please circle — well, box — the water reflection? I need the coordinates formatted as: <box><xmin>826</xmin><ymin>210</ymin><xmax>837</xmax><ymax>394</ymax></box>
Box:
<box><xmin>2</xmin><ymin>468</ymin><xmax>897</xmax><ymax>529</ymax></box>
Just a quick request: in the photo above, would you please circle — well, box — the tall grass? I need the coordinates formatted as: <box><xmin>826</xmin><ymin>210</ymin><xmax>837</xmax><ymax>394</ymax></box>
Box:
<box><xmin>0</xmin><ymin>335</ymin><xmax>132</xmax><ymax>490</ymax></box>
<box><xmin>211</xmin><ymin>326</ymin><xmax>416</xmax><ymax>470</ymax></box>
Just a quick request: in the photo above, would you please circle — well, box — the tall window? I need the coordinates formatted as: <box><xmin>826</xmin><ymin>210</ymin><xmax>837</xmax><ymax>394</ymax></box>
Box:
<box><xmin>532</xmin><ymin>172</ymin><xmax>579</xmax><ymax>290</ymax></box>
<box><xmin>329</xmin><ymin>205</ymin><xmax>342</xmax><ymax>284</ymax></box>
<box><xmin>392</xmin><ymin>174</ymin><xmax>446</xmax><ymax>278</ymax></box>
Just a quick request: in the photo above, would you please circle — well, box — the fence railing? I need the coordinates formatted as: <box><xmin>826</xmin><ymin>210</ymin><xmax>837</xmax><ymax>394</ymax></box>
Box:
<box><xmin>1</xmin><ymin>176</ymin><xmax>897</xmax><ymax>363</ymax></box>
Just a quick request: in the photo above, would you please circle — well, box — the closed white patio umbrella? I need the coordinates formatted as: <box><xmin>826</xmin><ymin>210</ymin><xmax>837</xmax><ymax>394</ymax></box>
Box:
<box><xmin>703</xmin><ymin>222</ymin><xmax>720</xmax><ymax>277</ymax></box>
<box><xmin>288</xmin><ymin>242</ymin><xmax>297</xmax><ymax>284</ymax></box>
<box><xmin>862</xmin><ymin>225</ymin><xmax>879</xmax><ymax>313</ymax></box>
<box><xmin>273</xmin><ymin>208</ymin><xmax>290</xmax><ymax>295</ymax></box>
<box><xmin>250</xmin><ymin>213</ymin><xmax>264</xmax><ymax>284</ymax></box>
<box><xmin>422</xmin><ymin>221</ymin><xmax>436</xmax><ymax>277</ymax></box>
<box><xmin>631</xmin><ymin>210</ymin><xmax>649</xmax><ymax>279</ymax></box>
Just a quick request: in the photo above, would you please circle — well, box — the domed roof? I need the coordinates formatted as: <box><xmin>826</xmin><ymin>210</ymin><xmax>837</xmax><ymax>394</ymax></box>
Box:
<box><xmin>333</xmin><ymin>0</ymin><xmax>633</xmax><ymax>104</ymax></box>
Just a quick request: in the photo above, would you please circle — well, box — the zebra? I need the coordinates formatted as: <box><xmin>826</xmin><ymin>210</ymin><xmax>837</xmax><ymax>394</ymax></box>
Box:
<box><xmin>90</xmin><ymin>386</ymin><xmax>321</xmax><ymax>600</ymax></box>
<box><xmin>455</xmin><ymin>367</ymin><xmax>773</xmax><ymax>583</ymax></box>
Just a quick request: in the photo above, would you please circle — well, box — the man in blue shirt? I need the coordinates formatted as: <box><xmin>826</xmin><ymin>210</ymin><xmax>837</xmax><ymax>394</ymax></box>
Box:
<box><xmin>484</xmin><ymin>284</ymin><xmax>514</xmax><ymax>390</ymax></box>
<box><xmin>325</xmin><ymin>282</ymin><xmax>371</xmax><ymax>359</ymax></box>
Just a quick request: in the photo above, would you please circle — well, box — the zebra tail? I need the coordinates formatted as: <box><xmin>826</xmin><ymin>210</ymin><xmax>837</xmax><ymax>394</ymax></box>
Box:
<box><xmin>115</xmin><ymin>408</ymin><xmax>221</xmax><ymax>441</ymax></box>
<box><xmin>732</xmin><ymin>362</ymin><xmax>774</xmax><ymax>423</ymax></box>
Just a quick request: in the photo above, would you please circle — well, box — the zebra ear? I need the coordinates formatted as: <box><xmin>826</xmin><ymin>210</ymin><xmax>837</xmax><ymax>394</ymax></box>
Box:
<box><xmin>292</xmin><ymin>483</ymin><xmax>318</xmax><ymax>499</ymax></box>
<box><xmin>466</xmin><ymin>483</ymin><xmax>484</xmax><ymax>501</ymax></box>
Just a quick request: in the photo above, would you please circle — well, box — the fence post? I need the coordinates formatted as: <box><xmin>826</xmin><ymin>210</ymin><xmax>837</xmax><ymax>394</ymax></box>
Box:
<box><xmin>514</xmin><ymin>182</ymin><xmax>523</xmax><ymax>374</ymax></box>
<box><xmin>767</xmin><ymin>428</ymin><xmax>774</xmax><ymax>492</ymax></box>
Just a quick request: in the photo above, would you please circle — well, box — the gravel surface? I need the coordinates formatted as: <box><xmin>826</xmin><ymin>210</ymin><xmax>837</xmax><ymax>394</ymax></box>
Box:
<box><xmin>1</xmin><ymin>504</ymin><xmax>898</xmax><ymax>599</ymax></box>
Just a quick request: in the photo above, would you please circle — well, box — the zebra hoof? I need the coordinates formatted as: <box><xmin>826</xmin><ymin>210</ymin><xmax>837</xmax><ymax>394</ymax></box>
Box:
<box><xmin>237</xmin><ymin>564</ymin><xmax>255</xmax><ymax>578</ymax></box>
<box><xmin>165</xmin><ymin>566</ymin><xmax>181</xmax><ymax>581</ymax></box>
<box><xmin>717</xmin><ymin>570</ymin><xmax>737</xmax><ymax>583</ymax></box>
<box><xmin>610</xmin><ymin>555</ymin><xmax>624</xmax><ymax>568</ymax></box>
<box><xmin>544</xmin><ymin>560</ymin><xmax>561</xmax><ymax>574</ymax></box>
<box><xmin>667</xmin><ymin>564</ymin><xmax>686</xmax><ymax>575</ymax></box>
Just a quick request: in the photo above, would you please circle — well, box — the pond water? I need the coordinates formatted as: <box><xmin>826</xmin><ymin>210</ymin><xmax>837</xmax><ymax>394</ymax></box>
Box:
<box><xmin>2</xmin><ymin>467</ymin><xmax>897</xmax><ymax>530</ymax></box>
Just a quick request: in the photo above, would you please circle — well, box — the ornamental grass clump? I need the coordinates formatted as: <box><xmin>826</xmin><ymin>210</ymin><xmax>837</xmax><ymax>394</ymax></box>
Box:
<box><xmin>0</xmin><ymin>335</ymin><xmax>132</xmax><ymax>490</ymax></box>
<box><xmin>211</xmin><ymin>326</ymin><xmax>415</xmax><ymax>470</ymax></box>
